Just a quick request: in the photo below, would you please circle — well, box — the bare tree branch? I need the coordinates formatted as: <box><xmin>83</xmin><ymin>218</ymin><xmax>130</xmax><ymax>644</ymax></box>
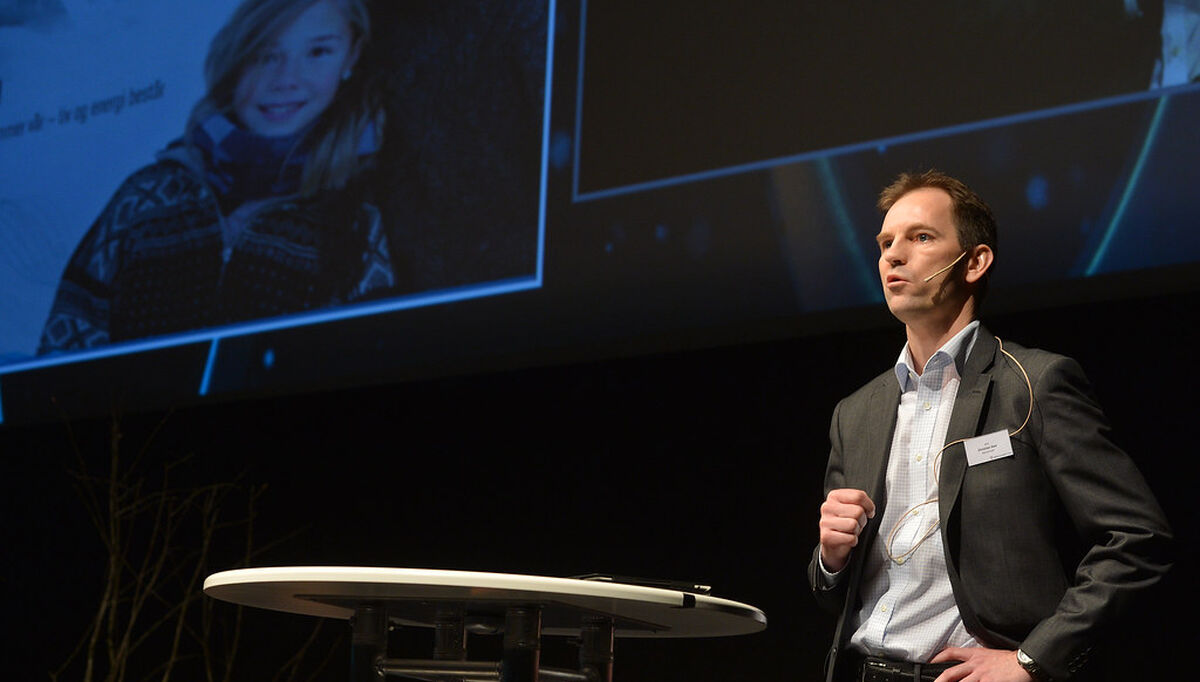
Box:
<box><xmin>55</xmin><ymin>412</ymin><xmax>340</xmax><ymax>682</ymax></box>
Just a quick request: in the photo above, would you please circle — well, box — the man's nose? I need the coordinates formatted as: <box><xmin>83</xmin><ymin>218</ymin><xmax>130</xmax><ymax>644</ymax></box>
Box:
<box><xmin>882</xmin><ymin>242</ymin><xmax>906</xmax><ymax>264</ymax></box>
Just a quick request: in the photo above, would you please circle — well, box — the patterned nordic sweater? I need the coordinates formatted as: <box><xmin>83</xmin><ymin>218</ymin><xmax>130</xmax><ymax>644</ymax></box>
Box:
<box><xmin>39</xmin><ymin>160</ymin><xmax>395</xmax><ymax>353</ymax></box>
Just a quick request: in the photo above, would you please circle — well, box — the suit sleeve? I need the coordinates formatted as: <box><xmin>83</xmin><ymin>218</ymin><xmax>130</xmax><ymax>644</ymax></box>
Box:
<box><xmin>808</xmin><ymin>398</ymin><xmax>852</xmax><ymax>615</ymax></box>
<box><xmin>1019</xmin><ymin>354</ymin><xmax>1173</xmax><ymax>679</ymax></box>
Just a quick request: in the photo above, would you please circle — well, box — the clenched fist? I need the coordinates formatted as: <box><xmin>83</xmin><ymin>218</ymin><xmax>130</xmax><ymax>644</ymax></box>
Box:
<box><xmin>818</xmin><ymin>488</ymin><xmax>876</xmax><ymax>573</ymax></box>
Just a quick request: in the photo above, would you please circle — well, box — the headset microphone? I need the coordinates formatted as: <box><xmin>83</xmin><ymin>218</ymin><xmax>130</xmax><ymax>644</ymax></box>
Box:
<box><xmin>923</xmin><ymin>251</ymin><xmax>968</xmax><ymax>282</ymax></box>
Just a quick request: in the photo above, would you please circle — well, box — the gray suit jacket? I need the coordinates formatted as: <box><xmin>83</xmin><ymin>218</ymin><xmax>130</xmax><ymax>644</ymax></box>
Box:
<box><xmin>806</xmin><ymin>327</ymin><xmax>1172</xmax><ymax>681</ymax></box>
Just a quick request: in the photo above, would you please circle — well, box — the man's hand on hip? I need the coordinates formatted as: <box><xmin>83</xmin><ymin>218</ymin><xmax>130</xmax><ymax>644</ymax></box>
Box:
<box><xmin>930</xmin><ymin>647</ymin><xmax>1034</xmax><ymax>682</ymax></box>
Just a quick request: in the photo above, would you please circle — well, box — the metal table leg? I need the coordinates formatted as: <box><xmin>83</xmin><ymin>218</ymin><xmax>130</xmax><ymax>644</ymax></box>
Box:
<box><xmin>350</xmin><ymin>604</ymin><xmax>387</xmax><ymax>682</ymax></box>
<box><xmin>499</xmin><ymin>606</ymin><xmax>542</xmax><ymax>682</ymax></box>
<box><xmin>578</xmin><ymin>617</ymin><xmax>614</xmax><ymax>682</ymax></box>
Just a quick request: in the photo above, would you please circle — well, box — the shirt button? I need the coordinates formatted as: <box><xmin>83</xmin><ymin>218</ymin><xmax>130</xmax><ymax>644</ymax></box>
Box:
<box><xmin>916</xmin><ymin>454</ymin><xmax>924</xmax><ymax>462</ymax></box>
<box><xmin>923</xmin><ymin>402</ymin><xmax>931</xmax><ymax>410</ymax></box>
<box><xmin>880</xmin><ymin>606</ymin><xmax>888</xmax><ymax>613</ymax></box>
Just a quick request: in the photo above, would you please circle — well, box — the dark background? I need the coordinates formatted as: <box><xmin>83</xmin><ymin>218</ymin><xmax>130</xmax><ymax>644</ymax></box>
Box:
<box><xmin>578</xmin><ymin>0</ymin><xmax>1162</xmax><ymax>193</ymax></box>
<box><xmin>3</xmin><ymin>287</ymin><xmax>1194</xmax><ymax>680</ymax></box>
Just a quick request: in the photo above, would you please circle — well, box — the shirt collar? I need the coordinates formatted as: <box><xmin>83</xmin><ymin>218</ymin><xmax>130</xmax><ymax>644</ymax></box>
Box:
<box><xmin>893</xmin><ymin>320</ymin><xmax>981</xmax><ymax>390</ymax></box>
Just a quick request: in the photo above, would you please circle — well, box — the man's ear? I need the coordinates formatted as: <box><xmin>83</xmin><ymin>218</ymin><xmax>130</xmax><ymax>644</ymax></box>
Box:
<box><xmin>964</xmin><ymin>244</ymin><xmax>993</xmax><ymax>284</ymax></box>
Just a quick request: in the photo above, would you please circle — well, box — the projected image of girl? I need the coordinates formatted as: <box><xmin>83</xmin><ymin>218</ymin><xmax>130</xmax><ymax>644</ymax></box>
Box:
<box><xmin>37</xmin><ymin>0</ymin><xmax>394</xmax><ymax>353</ymax></box>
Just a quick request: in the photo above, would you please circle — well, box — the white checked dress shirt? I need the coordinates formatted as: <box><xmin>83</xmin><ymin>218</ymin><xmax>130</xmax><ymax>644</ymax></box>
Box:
<box><xmin>845</xmin><ymin>321</ymin><xmax>981</xmax><ymax>661</ymax></box>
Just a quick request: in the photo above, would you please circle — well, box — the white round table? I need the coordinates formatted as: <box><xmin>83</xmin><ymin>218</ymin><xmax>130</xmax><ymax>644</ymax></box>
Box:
<box><xmin>204</xmin><ymin>566</ymin><xmax>767</xmax><ymax>682</ymax></box>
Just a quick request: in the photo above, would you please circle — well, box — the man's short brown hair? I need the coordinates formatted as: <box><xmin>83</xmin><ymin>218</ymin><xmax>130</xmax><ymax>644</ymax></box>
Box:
<box><xmin>878</xmin><ymin>169</ymin><xmax>998</xmax><ymax>302</ymax></box>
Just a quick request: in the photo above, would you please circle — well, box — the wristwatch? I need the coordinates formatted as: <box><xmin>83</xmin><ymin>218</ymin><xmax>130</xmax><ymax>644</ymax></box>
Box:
<box><xmin>1016</xmin><ymin>648</ymin><xmax>1051</xmax><ymax>681</ymax></box>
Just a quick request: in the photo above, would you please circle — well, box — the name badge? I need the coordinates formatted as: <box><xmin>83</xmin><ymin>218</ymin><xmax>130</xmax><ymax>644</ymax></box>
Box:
<box><xmin>963</xmin><ymin>429</ymin><xmax>1014</xmax><ymax>466</ymax></box>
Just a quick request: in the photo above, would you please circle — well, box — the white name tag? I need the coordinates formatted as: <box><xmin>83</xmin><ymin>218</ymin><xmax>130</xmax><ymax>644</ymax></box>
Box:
<box><xmin>963</xmin><ymin>429</ymin><xmax>1014</xmax><ymax>466</ymax></box>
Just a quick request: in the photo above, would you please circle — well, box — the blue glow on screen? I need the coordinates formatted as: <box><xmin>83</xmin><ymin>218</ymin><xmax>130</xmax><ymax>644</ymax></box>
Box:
<box><xmin>1025</xmin><ymin>175</ymin><xmax>1050</xmax><ymax>211</ymax></box>
<box><xmin>1085</xmin><ymin>95</ymin><xmax>1170</xmax><ymax>276</ymax></box>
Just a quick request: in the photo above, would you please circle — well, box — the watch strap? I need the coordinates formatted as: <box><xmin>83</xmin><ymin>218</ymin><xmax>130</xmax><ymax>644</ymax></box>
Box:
<box><xmin>1016</xmin><ymin>648</ymin><xmax>1051</xmax><ymax>682</ymax></box>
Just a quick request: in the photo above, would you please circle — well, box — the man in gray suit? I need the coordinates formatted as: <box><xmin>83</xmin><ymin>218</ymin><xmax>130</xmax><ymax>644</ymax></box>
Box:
<box><xmin>807</xmin><ymin>170</ymin><xmax>1172</xmax><ymax>682</ymax></box>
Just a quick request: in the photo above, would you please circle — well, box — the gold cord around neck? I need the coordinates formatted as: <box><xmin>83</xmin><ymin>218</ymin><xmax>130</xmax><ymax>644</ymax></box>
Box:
<box><xmin>884</xmin><ymin>337</ymin><xmax>1033</xmax><ymax>564</ymax></box>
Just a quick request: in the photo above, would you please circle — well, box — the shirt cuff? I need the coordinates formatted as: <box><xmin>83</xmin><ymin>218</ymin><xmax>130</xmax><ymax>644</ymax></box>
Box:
<box><xmin>817</xmin><ymin>552</ymin><xmax>844</xmax><ymax>587</ymax></box>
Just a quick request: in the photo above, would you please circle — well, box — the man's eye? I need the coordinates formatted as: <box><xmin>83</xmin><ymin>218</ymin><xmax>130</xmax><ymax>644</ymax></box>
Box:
<box><xmin>916</xmin><ymin>234</ymin><xmax>930</xmax><ymax>242</ymax></box>
<box><xmin>310</xmin><ymin>46</ymin><xmax>333</xmax><ymax>58</ymax></box>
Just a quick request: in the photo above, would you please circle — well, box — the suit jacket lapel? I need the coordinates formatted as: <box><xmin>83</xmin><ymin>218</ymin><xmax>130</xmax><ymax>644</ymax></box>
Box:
<box><xmin>850</xmin><ymin>376</ymin><xmax>901</xmax><ymax>575</ymax></box>
<box><xmin>864</xmin><ymin>376</ymin><xmax>900</xmax><ymax>508</ymax></box>
<box><xmin>937</xmin><ymin>327</ymin><xmax>997</xmax><ymax>642</ymax></box>
<box><xmin>938</xmin><ymin>328</ymin><xmax>997</xmax><ymax>529</ymax></box>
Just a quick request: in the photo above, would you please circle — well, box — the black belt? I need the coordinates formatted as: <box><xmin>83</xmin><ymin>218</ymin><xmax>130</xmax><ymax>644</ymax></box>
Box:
<box><xmin>844</xmin><ymin>653</ymin><xmax>957</xmax><ymax>682</ymax></box>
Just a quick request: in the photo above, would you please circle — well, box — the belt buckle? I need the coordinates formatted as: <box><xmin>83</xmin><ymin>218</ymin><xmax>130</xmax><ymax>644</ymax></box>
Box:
<box><xmin>861</xmin><ymin>658</ymin><xmax>905</xmax><ymax>682</ymax></box>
